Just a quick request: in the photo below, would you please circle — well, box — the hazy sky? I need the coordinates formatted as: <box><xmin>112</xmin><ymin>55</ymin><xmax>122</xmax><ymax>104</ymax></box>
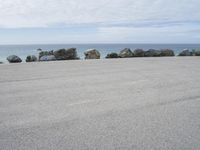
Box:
<box><xmin>0</xmin><ymin>0</ymin><xmax>200</xmax><ymax>44</ymax></box>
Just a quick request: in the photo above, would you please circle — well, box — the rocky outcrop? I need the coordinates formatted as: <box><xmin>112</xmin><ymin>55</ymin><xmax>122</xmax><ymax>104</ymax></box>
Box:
<box><xmin>53</xmin><ymin>48</ymin><xmax>79</xmax><ymax>60</ymax></box>
<box><xmin>7</xmin><ymin>55</ymin><xmax>22</xmax><ymax>63</ymax></box>
<box><xmin>144</xmin><ymin>49</ymin><xmax>161</xmax><ymax>57</ymax></box>
<box><xmin>39</xmin><ymin>55</ymin><xmax>56</xmax><ymax>61</ymax></box>
<box><xmin>119</xmin><ymin>48</ymin><xmax>134</xmax><ymax>58</ymax></box>
<box><xmin>134</xmin><ymin>49</ymin><xmax>145</xmax><ymax>57</ymax></box>
<box><xmin>160</xmin><ymin>49</ymin><xmax>175</xmax><ymax>56</ymax></box>
<box><xmin>39</xmin><ymin>50</ymin><xmax>54</xmax><ymax>59</ymax></box>
<box><xmin>26</xmin><ymin>55</ymin><xmax>37</xmax><ymax>62</ymax></box>
<box><xmin>84</xmin><ymin>49</ymin><xmax>100</xmax><ymax>59</ymax></box>
<box><xmin>178</xmin><ymin>49</ymin><xmax>192</xmax><ymax>56</ymax></box>
<box><xmin>106</xmin><ymin>53</ymin><xmax>119</xmax><ymax>58</ymax></box>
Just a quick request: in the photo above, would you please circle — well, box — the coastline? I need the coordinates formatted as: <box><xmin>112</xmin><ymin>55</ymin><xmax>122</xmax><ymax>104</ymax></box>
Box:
<box><xmin>1</xmin><ymin>43</ymin><xmax>200</xmax><ymax>63</ymax></box>
<box><xmin>0</xmin><ymin>55</ymin><xmax>199</xmax><ymax>65</ymax></box>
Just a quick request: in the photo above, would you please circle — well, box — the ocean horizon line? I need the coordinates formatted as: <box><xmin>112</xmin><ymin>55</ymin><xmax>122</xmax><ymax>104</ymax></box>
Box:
<box><xmin>0</xmin><ymin>43</ymin><xmax>200</xmax><ymax>46</ymax></box>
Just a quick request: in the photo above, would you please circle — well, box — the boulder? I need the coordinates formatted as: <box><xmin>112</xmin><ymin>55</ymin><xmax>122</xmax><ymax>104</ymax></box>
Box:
<box><xmin>195</xmin><ymin>51</ymin><xmax>200</xmax><ymax>56</ymax></box>
<box><xmin>160</xmin><ymin>49</ymin><xmax>175</xmax><ymax>56</ymax></box>
<box><xmin>134</xmin><ymin>49</ymin><xmax>145</xmax><ymax>57</ymax></box>
<box><xmin>178</xmin><ymin>49</ymin><xmax>192</xmax><ymax>56</ymax></box>
<box><xmin>26</xmin><ymin>55</ymin><xmax>37</xmax><ymax>62</ymax></box>
<box><xmin>39</xmin><ymin>50</ymin><xmax>54</xmax><ymax>59</ymax></box>
<box><xmin>191</xmin><ymin>50</ymin><xmax>196</xmax><ymax>56</ymax></box>
<box><xmin>37</xmin><ymin>48</ymin><xmax>42</xmax><ymax>51</ymax></box>
<box><xmin>53</xmin><ymin>48</ymin><xmax>79</xmax><ymax>60</ymax></box>
<box><xmin>144</xmin><ymin>49</ymin><xmax>161</xmax><ymax>57</ymax></box>
<box><xmin>105</xmin><ymin>52</ymin><xmax>119</xmax><ymax>58</ymax></box>
<box><xmin>84</xmin><ymin>49</ymin><xmax>100</xmax><ymax>59</ymax></box>
<box><xmin>7</xmin><ymin>55</ymin><xmax>22</xmax><ymax>63</ymax></box>
<box><xmin>119</xmin><ymin>48</ymin><xmax>134</xmax><ymax>58</ymax></box>
<box><xmin>39</xmin><ymin>55</ymin><xmax>56</xmax><ymax>61</ymax></box>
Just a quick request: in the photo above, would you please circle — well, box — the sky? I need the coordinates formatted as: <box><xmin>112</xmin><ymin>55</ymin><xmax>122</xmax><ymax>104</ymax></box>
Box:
<box><xmin>0</xmin><ymin>0</ymin><xmax>200</xmax><ymax>44</ymax></box>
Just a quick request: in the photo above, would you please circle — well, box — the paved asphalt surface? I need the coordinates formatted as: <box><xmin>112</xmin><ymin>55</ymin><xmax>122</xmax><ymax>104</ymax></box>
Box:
<box><xmin>0</xmin><ymin>57</ymin><xmax>200</xmax><ymax>150</ymax></box>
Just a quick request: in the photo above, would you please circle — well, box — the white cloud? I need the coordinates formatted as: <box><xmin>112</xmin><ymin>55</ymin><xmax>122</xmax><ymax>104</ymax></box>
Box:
<box><xmin>0</xmin><ymin>0</ymin><xmax>200</xmax><ymax>28</ymax></box>
<box><xmin>95</xmin><ymin>25</ymin><xmax>199</xmax><ymax>43</ymax></box>
<box><xmin>0</xmin><ymin>0</ymin><xmax>200</xmax><ymax>44</ymax></box>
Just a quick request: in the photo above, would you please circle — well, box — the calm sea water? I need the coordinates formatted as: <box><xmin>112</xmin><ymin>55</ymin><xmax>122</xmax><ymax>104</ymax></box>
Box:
<box><xmin>0</xmin><ymin>44</ymin><xmax>200</xmax><ymax>62</ymax></box>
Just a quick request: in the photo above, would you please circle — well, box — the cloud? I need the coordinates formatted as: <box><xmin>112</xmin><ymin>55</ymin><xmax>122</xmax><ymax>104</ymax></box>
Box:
<box><xmin>0</xmin><ymin>0</ymin><xmax>200</xmax><ymax>28</ymax></box>
<box><xmin>92</xmin><ymin>22</ymin><xmax>200</xmax><ymax>43</ymax></box>
<box><xmin>0</xmin><ymin>0</ymin><xmax>200</xmax><ymax>44</ymax></box>
<box><xmin>1</xmin><ymin>22</ymin><xmax>199</xmax><ymax>44</ymax></box>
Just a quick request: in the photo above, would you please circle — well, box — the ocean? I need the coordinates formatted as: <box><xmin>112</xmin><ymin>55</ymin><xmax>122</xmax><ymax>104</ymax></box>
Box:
<box><xmin>0</xmin><ymin>44</ymin><xmax>200</xmax><ymax>62</ymax></box>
